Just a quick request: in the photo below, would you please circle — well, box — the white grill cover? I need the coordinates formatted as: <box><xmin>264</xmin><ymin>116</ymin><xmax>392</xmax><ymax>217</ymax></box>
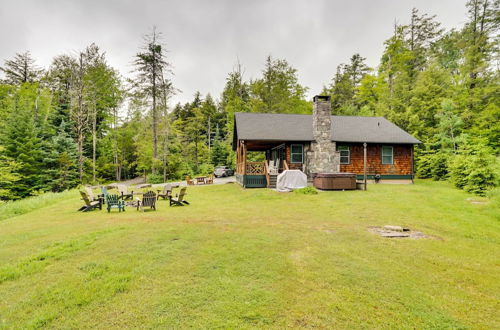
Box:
<box><xmin>276</xmin><ymin>170</ymin><xmax>308</xmax><ymax>192</ymax></box>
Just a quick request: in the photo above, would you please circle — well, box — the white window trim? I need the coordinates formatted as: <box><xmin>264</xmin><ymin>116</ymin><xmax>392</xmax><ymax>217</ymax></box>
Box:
<box><xmin>382</xmin><ymin>146</ymin><xmax>394</xmax><ymax>165</ymax></box>
<box><xmin>290</xmin><ymin>144</ymin><xmax>303</xmax><ymax>164</ymax></box>
<box><xmin>338</xmin><ymin>146</ymin><xmax>350</xmax><ymax>165</ymax></box>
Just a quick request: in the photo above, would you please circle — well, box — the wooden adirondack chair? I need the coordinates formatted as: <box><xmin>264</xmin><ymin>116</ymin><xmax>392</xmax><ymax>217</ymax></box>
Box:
<box><xmin>169</xmin><ymin>187</ymin><xmax>190</xmax><ymax>206</ymax></box>
<box><xmin>157</xmin><ymin>184</ymin><xmax>173</xmax><ymax>200</ymax></box>
<box><xmin>117</xmin><ymin>184</ymin><xmax>133</xmax><ymax>200</ymax></box>
<box><xmin>136</xmin><ymin>191</ymin><xmax>157</xmax><ymax>211</ymax></box>
<box><xmin>205</xmin><ymin>174</ymin><xmax>214</xmax><ymax>184</ymax></box>
<box><xmin>106</xmin><ymin>194</ymin><xmax>125</xmax><ymax>212</ymax></box>
<box><xmin>78</xmin><ymin>191</ymin><xmax>102</xmax><ymax>212</ymax></box>
<box><xmin>84</xmin><ymin>186</ymin><xmax>100</xmax><ymax>202</ymax></box>
<box><xmin>185</xmin><ymin>176</ymin><xmax>195</xmax><ymax>185</ymax></box>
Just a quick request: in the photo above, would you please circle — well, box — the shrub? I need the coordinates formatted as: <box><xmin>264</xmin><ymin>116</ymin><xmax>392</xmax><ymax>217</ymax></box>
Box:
<box><xmin>430</xmin><ymin>151</ymin><xmax>451</xmax><ymax>181</ymax></box>
<box><xmin>146</xmin><ymin>173</ymin><xmax>164</xmax><ymax>184</ymax></box>
<box><xmin>416</xmin><ymin>149</ymin><xmax>433</xmax><ymax>179</ymax></box>
<box><xmin>198</xmin><ymin>163</ymin><xmax>214</xmax><ymax>176</ymax></box>
<box><xmin>294</xmin><ymin>186</ymin><xmax>318</xmax><ymax>195</ymax></box>
<box><xmin>416</xmin><ymin>148</ymin><xmax>450</xmax><ymax>180</ymax></box>
<box><xmin>449</xmin><ymin>139</ymin><xmax>499</xmax><ymax>196</ymax></box>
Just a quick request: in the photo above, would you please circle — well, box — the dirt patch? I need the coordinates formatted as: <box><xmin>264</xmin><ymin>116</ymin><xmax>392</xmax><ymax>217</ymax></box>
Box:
<box><xmin>466</xmin><ymin>198</ymin><xmax>488</xmax><ymax>205</ymax></box>
<box><xmin>368</xmin><ymin>225</ymin><xmax>432</xmax><ymax>239</ymax></box>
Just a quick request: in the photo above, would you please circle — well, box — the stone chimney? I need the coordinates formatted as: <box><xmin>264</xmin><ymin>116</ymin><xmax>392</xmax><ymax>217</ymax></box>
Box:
<box><xmin>306</xmin><ymin>95</ymin><xmax>339</xmax><ymax>175</ymax></box>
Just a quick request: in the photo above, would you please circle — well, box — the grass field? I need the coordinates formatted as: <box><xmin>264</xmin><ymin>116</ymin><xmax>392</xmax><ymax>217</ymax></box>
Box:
<box><xmin>0</xmin><ymin>180</ymin><xmax>499</xmax><ymax>329</ymax></box>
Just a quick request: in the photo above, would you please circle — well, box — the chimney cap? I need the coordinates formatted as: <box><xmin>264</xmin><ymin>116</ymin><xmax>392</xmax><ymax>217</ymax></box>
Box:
<box><xmin>313</xmin><ymin>95</ymin><xmax>330</xmax><ymax>102</ymax></box>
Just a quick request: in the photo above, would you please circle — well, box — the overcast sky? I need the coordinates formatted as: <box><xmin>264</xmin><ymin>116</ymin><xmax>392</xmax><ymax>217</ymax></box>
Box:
<box><xmin>1</xmin><ymin>0</ymin><xmax>468</xmax><ymax>105</ymax></box>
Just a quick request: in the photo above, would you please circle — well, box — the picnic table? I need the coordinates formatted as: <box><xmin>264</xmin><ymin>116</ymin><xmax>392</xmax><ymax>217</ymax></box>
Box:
<box><xmin>195</xmin><ymin>176</ymin><xmax>207</xmax><ymax>185</ymax></box>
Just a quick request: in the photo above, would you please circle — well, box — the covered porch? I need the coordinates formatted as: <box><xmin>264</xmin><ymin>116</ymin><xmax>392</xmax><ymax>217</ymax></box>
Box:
<box><xmin>235</xmin><ymin>140</ymin><xmax>297</xmax><ymax>188</ymax></box>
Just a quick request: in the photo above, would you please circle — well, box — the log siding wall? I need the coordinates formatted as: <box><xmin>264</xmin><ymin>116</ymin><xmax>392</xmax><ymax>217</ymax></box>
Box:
<box><xmin>338</xmin><ymin>143</ymin><xmax>412</xmax><ymax>176</ymax></box>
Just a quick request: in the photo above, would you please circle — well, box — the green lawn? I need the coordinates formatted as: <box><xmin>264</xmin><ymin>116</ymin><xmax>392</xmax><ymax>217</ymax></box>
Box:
<box><xmin>0</xmin><ymin>181</ymin><xmax>498</xmax><ymax>329</ymax></box>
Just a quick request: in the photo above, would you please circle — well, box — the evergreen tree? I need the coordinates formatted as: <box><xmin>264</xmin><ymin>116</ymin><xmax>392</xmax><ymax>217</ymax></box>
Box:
<box><xmin>1</xmin><ymin>86</ymin><xmax>46</xmax><ymax>197</ymax></box>
<box><xmin>43</xmin><ymin>121</ymin><xmax>79</xmax><ymax>192</ymax></box>
<box><xmin>1</xmin><ymin>51</ymin><xmax>44</xmax><ymax>85</ymax></box>
<box><xmin>250</xmin><ymin>55</ymin><xmax>310</xmax><ymax>114</ymax></box>
<box><xmin>211</xmin><ymin>125</ymin><xmax>228</xmax><ymax>166</ymax></box>
<box><xmin>131</xmin><ymin>27</ymin><xmax>174</xmax><ymax>173</ymax></box>
<box><xmin>0</xmin><ymin>146</ymin><xmax>21</xmax><ymax>200</ymax></box>
<box><xmin>324</xmin><ymin>53</ymin><xmax>371</xmax><ymax>114</ymax></box>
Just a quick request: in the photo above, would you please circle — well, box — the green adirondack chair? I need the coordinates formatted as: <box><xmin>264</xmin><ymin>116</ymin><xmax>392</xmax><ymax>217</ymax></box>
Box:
<box><xmin>106</xmin><ymin>194</ymin><xmax>125</xmax><ymax>212</ymax></box>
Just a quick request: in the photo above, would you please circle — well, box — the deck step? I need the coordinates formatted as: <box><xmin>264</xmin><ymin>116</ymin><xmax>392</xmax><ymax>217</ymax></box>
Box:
<box><xmin>268</xmin><ymin>174</ymin><xmax>278</xmax><ymax>188</ymax></box>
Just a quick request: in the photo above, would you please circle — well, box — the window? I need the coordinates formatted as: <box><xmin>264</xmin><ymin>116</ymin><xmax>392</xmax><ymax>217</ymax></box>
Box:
<box><xmin>382</xmin><ymin>146</ymin><xmax>393</xmax><ymax>164</ymax></box>
<box><xmin>290</xmin><ymin>144</ymin><xmax>303</xmax><ymax>163</ymax></box>
<box><xmin>337</xmin><ymin>146</ymin><xmax>350</xmax><ymax>164</ymax></box>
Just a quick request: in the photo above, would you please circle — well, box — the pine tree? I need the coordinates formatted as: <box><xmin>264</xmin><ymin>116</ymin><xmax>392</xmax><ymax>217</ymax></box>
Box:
<box><xmin>2</xmin><ymin>89</ymin><xmax>46</xmax><ymax>197</ymax></box>
<box><xmin>211</xmin><ymin>125</ymin><xmax>228</xmax><ymax>166</ymax></box>
<box><xmin>1</xmin><ymin>51</ymin><xmax>44</xmax><ymax>85</ymax></box>
<box><xmin>0</xmin><ymin>146</ymin><xmax>21</xmax><ymax>200</ymax></box>
<box><xmin>131</xmin><ymin>27</ymin><xmax>173</xmax><ymax>173</ymax></box>
<box><xmin>43</xmin><ymin>121</ymin><xmax>79</xmax><ymax>192</ymax></box>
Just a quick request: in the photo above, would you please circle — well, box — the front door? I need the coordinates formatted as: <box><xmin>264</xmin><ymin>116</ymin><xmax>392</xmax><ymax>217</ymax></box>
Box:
<box><xmin>271</xmin><ymin>145</ymin><xmax>285</xmax><ymax>172</ymax></box>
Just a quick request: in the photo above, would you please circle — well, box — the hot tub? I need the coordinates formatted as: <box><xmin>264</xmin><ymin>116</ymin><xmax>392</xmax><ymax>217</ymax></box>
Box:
<box><xmin>313</xmin><ymin>173</ymin><xmax>357</xmax><ymax>190</ymax></box>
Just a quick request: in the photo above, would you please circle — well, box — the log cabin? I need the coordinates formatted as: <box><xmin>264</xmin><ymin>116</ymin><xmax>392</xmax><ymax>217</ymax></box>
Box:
<box><xmin>232</xmin><ymin>95</ymin><xmax>421</xmax><ymax>188</ymax></box>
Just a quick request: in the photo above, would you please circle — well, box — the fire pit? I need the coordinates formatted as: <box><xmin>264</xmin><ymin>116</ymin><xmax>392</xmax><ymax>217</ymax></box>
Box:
<box><xmin>313</xmin><ymin>173</ymin><xmax>356</xmax><ymax>190</ymax></box>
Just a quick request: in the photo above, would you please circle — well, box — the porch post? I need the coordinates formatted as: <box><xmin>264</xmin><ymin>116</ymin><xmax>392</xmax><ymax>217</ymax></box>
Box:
<box><xmin>242</xmin><ymin>141</ymin><xmax>247</xmax><ymax>175</ymax></box>
<box><xmin>411</xmin><ymin>144</ymin><xmax>414</xmax><ymax>184</ymax></box>
<box><xmin>363</xmin><ymin>142</ymin><xmax>367</xmax><ymax>191</ymax></box>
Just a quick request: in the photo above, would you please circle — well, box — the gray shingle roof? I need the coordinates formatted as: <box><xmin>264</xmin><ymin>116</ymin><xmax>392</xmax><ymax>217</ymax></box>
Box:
<box><xmin>234</xmin><ymin>112</ymin><xmax>421</xmax><ymax>144</ymax></box>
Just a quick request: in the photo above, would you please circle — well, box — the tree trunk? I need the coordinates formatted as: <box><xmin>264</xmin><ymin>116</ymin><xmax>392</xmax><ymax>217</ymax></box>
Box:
<box><xmin>77</xmin><ymin>129</ymin><xmax>84</xmax><ymax>182</ymax></box>
<box><xmin>152</xmin><ymin>47</ymin><xmax>158</xmax><ymax>174</ymax></box>
<box><xmin>92</xmin><ymin>103</ymin><xmax>97</xmax><ymax>183</ymax></box>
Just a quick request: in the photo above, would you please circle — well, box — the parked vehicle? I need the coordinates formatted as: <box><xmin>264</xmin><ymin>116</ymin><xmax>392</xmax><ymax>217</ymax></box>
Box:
<box><xmin>214</xmin><ymin>166</ymin><xmax>234</xmax><ymax>177</ymax></box>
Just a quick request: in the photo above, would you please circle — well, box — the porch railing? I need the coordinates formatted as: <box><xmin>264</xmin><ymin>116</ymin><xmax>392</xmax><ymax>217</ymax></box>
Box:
<box><xmin>245</xmin><ymin>162</ymin><xmax>265</xmax><ymax>175</ymax></box>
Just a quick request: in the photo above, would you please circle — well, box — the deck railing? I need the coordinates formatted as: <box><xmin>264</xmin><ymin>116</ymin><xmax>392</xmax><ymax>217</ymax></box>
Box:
<box><xmin>245</xmin><ymin>162</ymin><xmax>265</xmax><ymax>175</ymax></box>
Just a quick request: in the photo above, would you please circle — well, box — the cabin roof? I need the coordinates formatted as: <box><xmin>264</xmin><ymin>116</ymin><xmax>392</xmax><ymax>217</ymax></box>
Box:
<box><xmin>233</xmin><ymin>112</ymin><xmax>421</xmax><ymax>147</ymax></box>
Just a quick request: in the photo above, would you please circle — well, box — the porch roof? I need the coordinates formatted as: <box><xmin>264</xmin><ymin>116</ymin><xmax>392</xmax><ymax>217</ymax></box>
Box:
<box><xmin>233</xmin><ymin>112</ymin><xmax>421</xmax><ymax>149</ymax></box>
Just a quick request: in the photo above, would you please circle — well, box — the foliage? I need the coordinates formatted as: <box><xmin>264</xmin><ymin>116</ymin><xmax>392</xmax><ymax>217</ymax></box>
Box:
<box><xmin>0</xmin><ymin>51</ymin><xmax>43</xmax><ymax>84</ymax></box>
<box><xmin>449</xmin><ymin>138</ymin><xmax>499</xmax><ymax>195</ymax></box>
<box><xmin>0</xmin><ymin>2</ymin><xmax>499</xmax><ymax>200</ymax></box>
<box><xmin>0</xmin><ymin>146</ymin><xmax>21</xmax><ymax>200</ymax></box>
<box><xmin>43</xmin><ymin>121</ymin><xmax>80</xmax><ymax>192</ymax></box>
<box><xmin>293</xmin><ymin>186</ymin><xmax>318</xmax><ymax>195</ymax></box>
<box><xmin>146</xmin><ymin>173</ymin><xmax>164</xmax><ymax>184</ymax></box>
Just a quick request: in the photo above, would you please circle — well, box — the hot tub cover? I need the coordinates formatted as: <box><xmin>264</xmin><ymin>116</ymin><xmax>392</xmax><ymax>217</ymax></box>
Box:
<box><xmin>276</xmin><ymin>170</ymin><xmax>308</xmax><ymax>192</ymax></box>
<box><xmin>314</xmin><ymin>173</ymin><xmax>356</xmax><ymax>178</ymax></box>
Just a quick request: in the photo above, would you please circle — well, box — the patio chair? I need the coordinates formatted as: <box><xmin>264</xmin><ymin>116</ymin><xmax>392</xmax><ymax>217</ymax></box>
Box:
<box><xmin>157</xmin><ymin>184</ymin><xmax>173</xmax><ymax>200</ymax></box>
<box><xmin>135</xmin><ymin>191</ymin><xmax>157</xmax><ymax>211</ymax></box>
<box><xmin>268</xmin><ymin>160</ymin><xmax>279</xmax><ymax>175</ymax></box>
<box><xmin>185</xmin><ymin>176</ymin><xmax>195</xmax><ymax>185</ymax></box>
<box><xmin>205</xmin><ymin>174</ymin><xmax>214</xmax><ymax>184</ymax></box>
<box><xmin>169</xmin><ymin>187</ymin><xmax>190</xmax><ymax>206</ymax></box>
<box><xmin>106</xmin><ymin>194</ymin><xmax>125</xmax><ymax>212</ymax></box>
<box><xmin>84</xmin><ymin>186</ymin><xmax>100</xmax><ymax>202</ymax></box>
<box><xmin>117</xmin><ymin>184</ymin><xmax>134</xmax><ymax>200</ymax></box>
<box><xmin>100</xmin><ymin>186</ymin><xmax>109</xmax><ymax>204</ymax></box>
<box><xmin>78</xmin><ymin>191</ymin><xmax>102</xmax><ymax>212</ymax></box>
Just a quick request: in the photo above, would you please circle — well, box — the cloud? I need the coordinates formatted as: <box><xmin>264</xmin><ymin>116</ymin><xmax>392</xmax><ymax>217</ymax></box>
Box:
<box><xmin>0</xmin><ymin>0</ymin><xmax>467</xmax><ymax>105</ymax></box>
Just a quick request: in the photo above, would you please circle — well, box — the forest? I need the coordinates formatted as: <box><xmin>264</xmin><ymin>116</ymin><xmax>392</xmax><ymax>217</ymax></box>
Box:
<box><xmin>0</xmin><ymin>0</ymin><xmax>498</xmax><ymax>201</ymax></box>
